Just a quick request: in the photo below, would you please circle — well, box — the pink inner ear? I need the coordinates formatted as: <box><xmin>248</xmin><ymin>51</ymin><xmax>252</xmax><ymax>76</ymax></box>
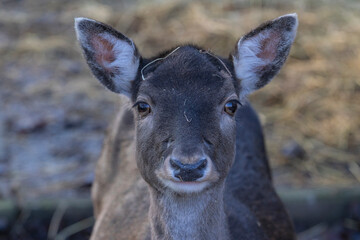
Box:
<box><xmin>91</xmin><ymin>35</ymin><xmax>116</xmax><ymax>72</ymax></box>
<box><xmin>256</xmin><ymin>31</ymin><xmax>280</xmax><ymax>62</ymax></box>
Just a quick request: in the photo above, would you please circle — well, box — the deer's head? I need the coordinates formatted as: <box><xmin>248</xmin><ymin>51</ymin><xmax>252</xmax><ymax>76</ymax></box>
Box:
<box><xmin>75</xmin><ymin>14</ymin><xmax>297</xmax><ymax>194</ymax></box>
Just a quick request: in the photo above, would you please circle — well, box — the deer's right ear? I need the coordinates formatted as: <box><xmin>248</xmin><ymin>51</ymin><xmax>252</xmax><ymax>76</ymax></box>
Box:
<box><xmin>232</xmin><ymin>14</ymin><xmax>298</xmax><ymax>100</ymax></box>
<box><xmin>75</xmin><ymin>18</ymin><xmax>140</xmax><ymax>97</ymax></box>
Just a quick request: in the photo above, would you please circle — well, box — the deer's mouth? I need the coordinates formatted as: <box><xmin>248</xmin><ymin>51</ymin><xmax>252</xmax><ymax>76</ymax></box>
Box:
<box><xmin>160</xmin><ymin>179</ymin><xmax>210</xmax><ymax>193</ymax></box>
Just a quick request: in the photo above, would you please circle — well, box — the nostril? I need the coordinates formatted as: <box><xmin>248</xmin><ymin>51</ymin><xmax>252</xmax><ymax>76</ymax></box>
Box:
<box><xmin>197</xmin><ymin>159</ymin><xmax>207</xmax><ymax>171</ymax></box>
<box><xmin>170</xmin><ymin>158</ymin><xmax>182</xmax><ymax>170</ymax></box>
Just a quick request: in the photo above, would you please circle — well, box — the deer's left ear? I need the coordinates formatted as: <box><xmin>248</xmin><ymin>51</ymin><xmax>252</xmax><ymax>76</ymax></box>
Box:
<box><xmin>232</xmin><ymin>13</ymin><xmax>298</xmax><ymax>99</ymax></box>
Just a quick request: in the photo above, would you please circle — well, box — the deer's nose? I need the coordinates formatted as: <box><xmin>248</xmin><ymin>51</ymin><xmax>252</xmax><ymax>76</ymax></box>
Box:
<box><xmin>170</xmin><ymin>158</ymin><xmax>207</xmax><ymax>182</ymax></box>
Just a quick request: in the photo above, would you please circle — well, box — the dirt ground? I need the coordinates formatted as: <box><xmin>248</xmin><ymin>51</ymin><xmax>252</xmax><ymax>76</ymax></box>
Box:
<box><xmin>0</xmin><ymin>0</ymin><xmax>359</xmax><ymax>239</ymax></box>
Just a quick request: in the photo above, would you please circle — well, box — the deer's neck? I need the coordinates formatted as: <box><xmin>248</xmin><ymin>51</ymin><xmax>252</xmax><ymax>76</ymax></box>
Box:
<box><xmin>148</xmin><ymin>185</ymin><xmax>229</xmax><ymax>240</ymax></box>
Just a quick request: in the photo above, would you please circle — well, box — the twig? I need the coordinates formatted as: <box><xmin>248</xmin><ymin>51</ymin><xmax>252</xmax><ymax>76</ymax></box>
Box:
<box><xmin>55</xmin><ymin>217</ymin><xmax>94</xmax><ymax>240</ymax></box>
<box><xmin>47</xmin><ymin>201</ymin><xmax>68</xmax><ymax>240</ymax></box>
<box><xmin>297</xmin><ymin>223</ymin><xmax>328</xmax><ymax>240</ymax></box>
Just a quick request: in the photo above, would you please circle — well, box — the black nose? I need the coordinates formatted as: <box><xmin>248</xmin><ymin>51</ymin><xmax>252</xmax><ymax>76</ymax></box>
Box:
<box><xmin>170</xmin><ymin>158</ymin><xmax>207</xmax><ymax>182</ymax></box>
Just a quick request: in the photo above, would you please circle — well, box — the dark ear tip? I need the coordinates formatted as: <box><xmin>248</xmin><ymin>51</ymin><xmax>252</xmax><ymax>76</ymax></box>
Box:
<box><xmin>74</xmin><ymin>17</ymin><xmax>97</xmax><ymax>31</ymax></box>
<box><xmin>275</xmin><ymin>13</ymin><xmax>298</xmax><ymax>29</ymax></box>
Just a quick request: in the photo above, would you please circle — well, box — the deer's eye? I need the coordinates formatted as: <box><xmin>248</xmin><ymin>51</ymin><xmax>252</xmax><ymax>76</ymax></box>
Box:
<box><xmin>136</xmin><ymin>102</ymin><xmax>151</xmax><ymax>117</ymax></box>
<box><xmin>224</xmin><ymin>100</ymin><xmax>239</xmax><ymax>116</ymax></box>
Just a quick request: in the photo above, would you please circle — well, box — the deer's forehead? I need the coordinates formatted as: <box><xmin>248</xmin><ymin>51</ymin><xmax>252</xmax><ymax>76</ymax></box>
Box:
<box><xmin>138</xmin><ymin>69</ymin><xmax>235</xmax><ymax>103</ymax></box>
<box><xmin>138</xmin><ymin>47</ymin><xmax>236</xmax><ymax>94</ymax></box>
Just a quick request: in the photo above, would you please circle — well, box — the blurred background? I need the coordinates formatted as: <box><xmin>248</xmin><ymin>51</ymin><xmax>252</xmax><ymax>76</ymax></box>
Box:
<box><xmin>0</xmin><ymin>0</ymin><xmax>359</xmax><ymax>239</ymax></box>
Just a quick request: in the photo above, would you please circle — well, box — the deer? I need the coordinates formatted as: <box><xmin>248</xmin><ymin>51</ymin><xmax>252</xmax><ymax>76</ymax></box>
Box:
<box><xmin>75</xmin><ymin>13</ymin><xmax>298</xmax><ymax>240</ymax></box>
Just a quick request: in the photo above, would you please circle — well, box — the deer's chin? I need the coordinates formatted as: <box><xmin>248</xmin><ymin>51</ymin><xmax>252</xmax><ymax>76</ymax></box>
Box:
<box><xmin>160</xmin><ymin>179</ymin><xmax>210</xmax><ymax>193</ymax></box>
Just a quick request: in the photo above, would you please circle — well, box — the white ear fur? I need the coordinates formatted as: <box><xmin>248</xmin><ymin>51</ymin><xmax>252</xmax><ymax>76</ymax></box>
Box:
<box><xmin>233</xmin><ymin>13</ymin><xmax>298</xmax><ymax>100</ymax></box>
<box><xmin>95</xmin><ymin>32</ymin><xmax>139</xmax><ymax>93</ymax></box>
<box><xmin>75</xmin><ymin>17</ymin><xmax>140</xmax><ymax>97</ymax></box>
